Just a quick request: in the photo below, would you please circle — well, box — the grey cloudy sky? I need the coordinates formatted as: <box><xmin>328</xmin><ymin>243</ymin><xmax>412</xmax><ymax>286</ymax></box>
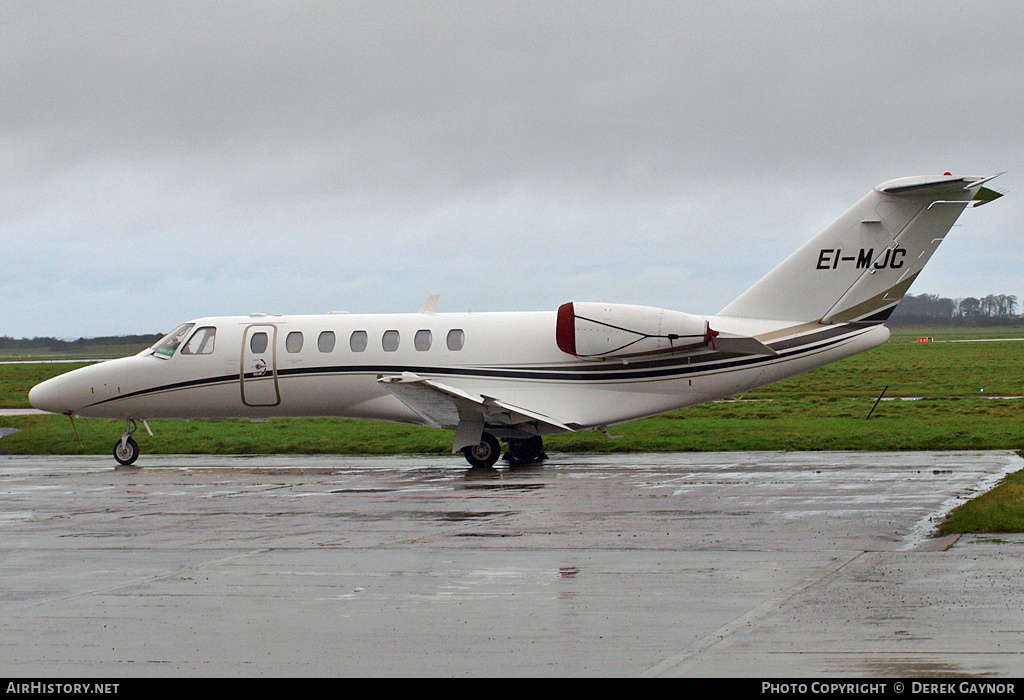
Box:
<box><xmin>3</xmin><ymin>1</ymin><xmax>1022</xmax><ymax>338</ymax></box>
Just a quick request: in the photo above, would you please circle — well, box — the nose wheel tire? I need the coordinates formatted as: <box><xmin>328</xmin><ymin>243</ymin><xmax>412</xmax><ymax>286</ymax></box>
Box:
<box><xmin>462</xmin><ymin>432</ymin><xmax>501</xmax><ymax>469</ymax></box>
<box><xmin>113</xmin><ymin>437</ymin><xmax>140</xmax><ymax>466</ymax></box>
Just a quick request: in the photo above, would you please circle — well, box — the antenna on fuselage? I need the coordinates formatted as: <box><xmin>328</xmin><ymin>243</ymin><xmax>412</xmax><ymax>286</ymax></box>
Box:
<box><xmin>419</xmin><ymin>294</ymin><xmax>440</xmax><ymax>314</ymax></box>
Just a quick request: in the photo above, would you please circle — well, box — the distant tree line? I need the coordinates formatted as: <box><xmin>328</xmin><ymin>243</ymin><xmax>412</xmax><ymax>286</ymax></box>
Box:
<box><xmin>0</xmin><ymin>334</ymin><xmax>163</xmax><ymax>351</ymax></box>
<box><xmin>3</xmin><ymin>294</ymin><xmax>1023</xmax><ymax>343</ymax></box>
<box><xmin>889</xmin><ymin>293</ymin><xmax>1024</xmax><ymax>326</ymax></box>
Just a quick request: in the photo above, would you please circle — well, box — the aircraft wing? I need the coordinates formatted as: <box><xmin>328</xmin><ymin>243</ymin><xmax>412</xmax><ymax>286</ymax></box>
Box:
<box><xmin>378</xmin><ymin>372</ymin><xmax>575</xmax><ymax>451</ymax></box>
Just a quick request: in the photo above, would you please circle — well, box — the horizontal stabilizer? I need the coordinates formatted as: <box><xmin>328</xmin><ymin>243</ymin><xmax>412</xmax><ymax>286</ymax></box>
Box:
<box><xmin>971</xmin><ymin>186</ymin><xmax>1003</xmax><ymax>207</ymax></box>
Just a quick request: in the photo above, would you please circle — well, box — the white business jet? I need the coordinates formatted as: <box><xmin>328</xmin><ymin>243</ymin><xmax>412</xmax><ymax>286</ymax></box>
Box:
<box><xmin>29</xmin><ymin>174</ymin><xmax>1002</xmax><ymax>468</ymax></box>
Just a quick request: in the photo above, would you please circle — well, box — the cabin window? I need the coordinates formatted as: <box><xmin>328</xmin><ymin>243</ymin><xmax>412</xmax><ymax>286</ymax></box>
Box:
<box><xmin>179</xmin><ymin>326</ymin><xmax>217</xmax><ymax>355</ymax></box>
<box><xmin>350</xmin><ymin>330</ymin><xmax>367</xmax><ymax>352</ymax></box>
<box><xmin>249</xmin><ymin>332</ymin><xmax>269</xmax><ymax>354</ymax></box>
<box><xmin>286</xmin><ymin>331</ymin><xmax>304</xmax><ymax>353</ymax></box>
<box><xmin>414</xmin><ymin>329</ymin><xmax>432</xmax><ymax>351</ymax></box>
<box><xmin>446</xmin><ymin>329</ymin><xmax>465</xmax><ymax>351</ymax></box>
<box><xmin>152</xmin><ymin>323</ymin><xmax>195</xmax><ymax>358</ymax></box>
<box><xmin>318</xmin><ymin>331</ymin><xmax>336</xmax><ymax>353</ymax></box>
<box><xmin>382</xmin><ymin>330</ymin><xmax>400</xmax><ymax>352</ymax></box>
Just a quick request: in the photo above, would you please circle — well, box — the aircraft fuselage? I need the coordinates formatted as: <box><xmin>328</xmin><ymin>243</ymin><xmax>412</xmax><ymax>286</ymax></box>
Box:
<box><xmin>29</xmin><ymin>310</ymin><xmax>888</xmax><ymax>431</ymax></box>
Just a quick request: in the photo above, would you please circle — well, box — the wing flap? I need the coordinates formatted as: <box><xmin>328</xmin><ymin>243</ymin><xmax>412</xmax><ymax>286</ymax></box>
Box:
<box><xmin>378</xmin><ymin>373</ymin><xmax>469</xmax><ymax>429</ymax></box>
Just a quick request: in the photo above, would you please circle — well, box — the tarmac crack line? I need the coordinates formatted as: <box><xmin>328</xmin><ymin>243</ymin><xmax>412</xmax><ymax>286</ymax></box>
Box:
<box><xmin>641</xmin><ymin>550</ymin><xmax>865</xmax><ymax>677</ymax></box>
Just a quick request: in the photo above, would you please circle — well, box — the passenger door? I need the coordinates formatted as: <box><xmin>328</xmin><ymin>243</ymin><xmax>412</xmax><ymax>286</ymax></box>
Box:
<box><xmin>241</xmin><ymin>325</ymin><xmax>280</xmax><ymax>407</ymax></box>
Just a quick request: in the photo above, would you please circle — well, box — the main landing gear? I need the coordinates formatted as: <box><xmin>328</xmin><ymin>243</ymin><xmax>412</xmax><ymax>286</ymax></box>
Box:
<box><xmin>505</xmin><ymin>435</ymin><xmax>545</xmax><ymax>465</ymax></box>
<box><xmin>461</xmin><ymin>432</ymin><xmax>546</xmax><ymax>469</ymax></box>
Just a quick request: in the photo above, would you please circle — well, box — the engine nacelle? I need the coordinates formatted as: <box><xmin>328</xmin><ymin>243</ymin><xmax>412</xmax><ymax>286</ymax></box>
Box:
<box><xmin>556</xmin><ymin>302</ymin><xmax>711</xmax><ymax>358</ymax></box>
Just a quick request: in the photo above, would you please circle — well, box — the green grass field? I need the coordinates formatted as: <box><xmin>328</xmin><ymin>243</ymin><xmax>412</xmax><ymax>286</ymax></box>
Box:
<box><xmin>2</xmin><ymin>328</ymin><xmax>1024</xmax><ymax>531</ymax></box>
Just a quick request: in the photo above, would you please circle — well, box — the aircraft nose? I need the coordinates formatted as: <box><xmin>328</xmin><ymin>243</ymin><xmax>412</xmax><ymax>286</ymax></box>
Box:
<box><xmin>29</xmin><ymin>376</ymin><xmax>71</xmax><ymax>415</ymax></box>
<box><xmin>29</xmin><ymin>359</ymin><xmax>132</xmax><ymax>417</ymax></box>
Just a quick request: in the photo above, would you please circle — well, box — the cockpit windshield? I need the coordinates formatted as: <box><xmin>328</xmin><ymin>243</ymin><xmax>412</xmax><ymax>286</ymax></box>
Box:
<box><xmin>151</xmin><ymin>323</ymin><xmax>196</xmax><ymax>359</ymax></box>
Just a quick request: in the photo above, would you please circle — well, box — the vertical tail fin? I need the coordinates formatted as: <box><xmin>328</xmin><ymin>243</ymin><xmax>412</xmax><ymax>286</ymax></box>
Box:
<box><xmin>718</xmin><ymin>174</ymin><xmax>1003</xmax><ymax>323</ymax></box>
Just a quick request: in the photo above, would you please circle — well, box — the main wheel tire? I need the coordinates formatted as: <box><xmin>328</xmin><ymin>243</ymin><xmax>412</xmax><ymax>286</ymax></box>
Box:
<box><xmin>462</xmin><ymin>432</ymin><xmax>501</xmax><ymax>469</ymax></box>
<box><xmin>506</xmin><ymin>435</ymin><xmax>545</xmax><ymax>464</ymax></box>
<box><xmin>113</xmin><ymin>437</ymin><xmax>140</xmax><ymax>466</ymax></box>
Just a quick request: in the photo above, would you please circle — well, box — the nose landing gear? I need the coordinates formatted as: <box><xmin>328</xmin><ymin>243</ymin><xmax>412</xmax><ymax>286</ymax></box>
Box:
<box><xmin>113</xmin><ymin>436</ymin><xmax>140</xmax><ymax>466</ymax></box>
<box><xmin>112</xmin><ymin>419</ymin><xmax>144</xmax><ymax>466</ymax></box>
